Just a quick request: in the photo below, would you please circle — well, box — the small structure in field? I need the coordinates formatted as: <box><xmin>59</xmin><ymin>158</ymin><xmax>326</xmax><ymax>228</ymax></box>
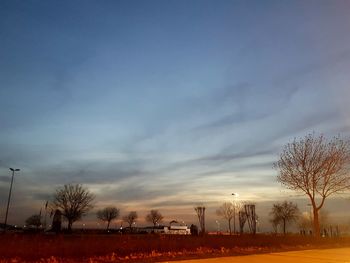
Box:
<box><xmin>164</xmin><ymin>225</ymin><xmax>191</xmax><ymax>235</ymax></box>
<box><xmin>139</xmin><ymin>224</ymin><xmax>191</xmax><ymax>235</ymax></box>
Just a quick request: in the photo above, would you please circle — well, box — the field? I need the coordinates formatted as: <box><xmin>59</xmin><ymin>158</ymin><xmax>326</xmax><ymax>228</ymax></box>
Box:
<box><xmin>1</xmin><ymin>233</ymin><xmax>350</xmax><ymax>262</ymax></box>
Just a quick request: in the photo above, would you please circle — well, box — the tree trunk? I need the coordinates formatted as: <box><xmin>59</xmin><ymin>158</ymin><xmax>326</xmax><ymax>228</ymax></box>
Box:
<box><xmin>233</xmin><ymin>206</ymin><xmax>236</xmax><ymax>234</ymax></box>
<box><xmin>283</xmin><ymin>219</ymin><xmax>286</xmax><ymax>235</ymax></box>
<box><xmin>313</xmin><ymin>208</ymin><xmax>320</xmax><ymax>237</ymax></box>
<box><xmin>228</xmin><ymin>218</ymin><xmax>232</xmax><ymax>235</ymax></box>
<box><xmin>67</xmin><ymin>220</ymin><xmax>73</xmax><ymax>232</ymax></box>
<box><xmin>106</xmin><ymin>220</ymin><xmax>110</xmax><ymax>230</ymax></box>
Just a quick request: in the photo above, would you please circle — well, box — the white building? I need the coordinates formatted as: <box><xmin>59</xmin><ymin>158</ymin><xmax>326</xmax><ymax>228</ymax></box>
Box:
<box><xmin>164</xmin><ymin>225</ymin><xmax>191</xmax><ymax>235</ymax></box>
<box><xmin>140</xmin><ymin>225</ymin><xmax>191</xmax><ymax>235</ymax></box>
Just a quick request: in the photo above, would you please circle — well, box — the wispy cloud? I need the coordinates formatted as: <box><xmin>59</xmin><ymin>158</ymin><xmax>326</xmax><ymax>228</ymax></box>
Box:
<box><xmin>274</xmin><ymin>49</ymin><xmax>350</xmax><ymax>86</ymax></box>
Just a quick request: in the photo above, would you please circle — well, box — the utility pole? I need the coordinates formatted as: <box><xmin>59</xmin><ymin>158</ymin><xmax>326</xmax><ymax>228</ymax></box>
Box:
<box><xmin>3</xmin><ymin>168</ymin><xmax>20</xmax><ymax>232</ymax></box>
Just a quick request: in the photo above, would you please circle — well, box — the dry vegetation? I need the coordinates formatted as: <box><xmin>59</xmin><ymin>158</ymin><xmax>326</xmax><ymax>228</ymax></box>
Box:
<box><xmin>1</xmin><ymin>233</ymin><xmax>350</xmax><ymax>262</ymax></box>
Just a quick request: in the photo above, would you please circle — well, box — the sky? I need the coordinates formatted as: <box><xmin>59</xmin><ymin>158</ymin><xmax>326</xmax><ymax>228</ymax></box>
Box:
<box><xmin>1</xmin><ymin>0</ymin><xmax>350</xmax><ymax>231</ymax></box>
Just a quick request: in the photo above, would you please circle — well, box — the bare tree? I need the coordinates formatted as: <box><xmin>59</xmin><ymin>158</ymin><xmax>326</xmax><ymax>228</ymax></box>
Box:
<box><xmin>52</xmin><ymin>184</ymin><xmax>95</xmax><ymax>232</ymax></box>
<box><xmin>275</xmin><ymin>134</ymin><xmax>350</xmax><ymax>236</ymax></box>
<box><xmin>216</xmin><ymin>202</ymin><xmax>235</xmax><ymax>235</ymax></box>
<box><xmin>238</xmin><ymin>210</ymin><xmax>247</xmax><ymax>234</ymax></box>
<box><xmin>123</xmin><ymin>211</ymin><xmax>138</xmax><ymax>229</ymax></box>
<box><xmin>270</xmin><ymin>216</ymin><xmax>279</xmax><ymax>234</ymax></box>
<box><xmin>194</xmin><ymin>206</ymin><xmax>206</xmax><ymax>235</ymax></box>
<box><xmin>145</xmin><ymin>210</ymin><xmax>163</xmax><ymax>228</ymax></box>
<box><xmin>51</xmin><ymin>209</ymin><xmax>62</xmax><ymax>233</ymax></box>
<box><xmin>244</xmin><ymin>204</ymin><xmax>257</xmax><ymax>234</ymax></box>
<box><xmin>97</xmin><ymin>206</ymin><xmax>120</xmax><ymax>230</ymax></box>
<box><xmin>233</xmin><ymin>200</ymin><xmax>242</xmax><ymax>234</ymax></box>
<box><xmin>270</xmin><ymin>201</ymin><xmax>299</xmax><ymax>235</ymax></box>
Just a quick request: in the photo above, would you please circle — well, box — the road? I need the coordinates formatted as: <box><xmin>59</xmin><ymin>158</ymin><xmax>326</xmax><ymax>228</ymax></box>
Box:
<box><xmin>160</xmin><ymin>247</ymin><xmax>350</xmax><ymax>263</ymax></box>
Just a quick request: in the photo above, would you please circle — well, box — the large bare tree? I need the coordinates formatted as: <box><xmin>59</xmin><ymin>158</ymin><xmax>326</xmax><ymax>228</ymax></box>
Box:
<box><xmin>244</xmin><ymin>204</ymin><xmax>257</xmax><ymax>234</ymax></box>
<box><xmin>97</xmin><ymin>206</ymin><xmax>120</xmax><ymax>230</ymax></box>
<box><xmin>238</xmin><ymin>210</ymin><xmax>247</xmax><ymax>234</ymax></box>
<box><xmin>194</xmin><ymin>206</ymin><xmax>206</xmax><ymax>235</ymax></box>
<box><xmin>52</xmin><ymin>184</ymin><xmax>95</xmax><ymax>232</ymax></box>
<box><xmin>270</xmin><ymin>201</ymin><xmax>299</xmax><ymax>235</ymax></box>
<box><xmin>123</xmin><ymin>211</ymin><xmax>138</xmax><ymax>229</ymax></box>
<box><xmin>274</xmin><ymin>134</ymin><xmax>350</xmax><ymax>236</ymax></box>
<box><xmin>145</xmin><ymin>209</ymin><xmax>163</xmax><ymax>228</ymax></box>
<box><xmin>216</xmin><ymin>202</ymin><xmax>234</xmax><ymax>235</ymax></box>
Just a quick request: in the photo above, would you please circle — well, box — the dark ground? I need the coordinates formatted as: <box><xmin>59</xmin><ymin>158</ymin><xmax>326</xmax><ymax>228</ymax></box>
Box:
<box><xmin>1</xmin><ymin>233</ymin><xmax>350</xmax><ymax>262</ymax></box>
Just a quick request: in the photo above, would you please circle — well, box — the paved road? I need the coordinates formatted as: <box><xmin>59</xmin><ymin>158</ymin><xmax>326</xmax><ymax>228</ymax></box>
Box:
<box><xmin>160</xmin><ymin>247</ymin><xmax>350</xmax><ymax>263</ymax></box>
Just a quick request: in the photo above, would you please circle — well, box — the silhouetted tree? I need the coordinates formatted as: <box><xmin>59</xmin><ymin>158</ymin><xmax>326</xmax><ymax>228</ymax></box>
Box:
<box><xmin>270</xmin><ymin>201</ymin><xmax>299</xmax><ymax>235</ymax></box>
<box><xmin>238</xmin><ymin>210</ymin><xmax>247</xmax><ymax>234</ymax></box>
<box><xmin>244</xmin><ymin>204</ymin><xmax>257</xmax><ymax>234</ymax></box>
<box><xmin>52</xmin><ymin>184</ymin><xmax>95</xmax><ymax>232</ymax></box>
<box><xmin>145</xmin><ymin>210</ymin><xmax>163</xmax><ymax>228</ymax></box>
<box><xmin>123</xmin><ymin>211</ymin><xmax>138</xmax><ymax>229</ymax></box>
<box><xmin>25</xmin><ymin>214</ymin><xmax>42</xmax><ymax>229</ymax></box>
<box><xmin>216</xmin><ymin>202</ymin><xmax>234</xmax><ymax>235</ymax></box>
<box><xmin>194</xmin><ymin>206</ymin><xmax>206</xmax><ymax>235</ymax></box>
<box><xmin>97</xmin><ymin>206</ymin><xmax>120</xmax><ymax>230</ymax></box>
<box><xmin>270</xmin><ymin>216</ymin><xmax>279</xmax><ymax>234</ymax></box>
<box><xmin>275</xmin><ymin>134</ymin><xmax>350</xmax><ymax>236</ymax></box>
<box><xmin>51</xmin><ymin>209</ymin><xmax>62</xmax><ymax>233</ymax></box>
<box><xmin>232</xmin><ymin>199</ymin><xmax>242</xmax><ymax>234</ymax></box>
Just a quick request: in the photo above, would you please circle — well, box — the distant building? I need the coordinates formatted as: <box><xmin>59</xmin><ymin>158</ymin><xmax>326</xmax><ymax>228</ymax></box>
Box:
<box><xmin>164</xmin><ymin>225</ymin><xmax>191</xmax><ymax>235</ymax></box>
<box><xmin>139</xmin><ymin>225</ymin><xmax>191</xmax><ymax>235</ymax></box>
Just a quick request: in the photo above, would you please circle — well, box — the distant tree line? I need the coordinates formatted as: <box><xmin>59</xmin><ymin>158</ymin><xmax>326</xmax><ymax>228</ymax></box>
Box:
<box><xmin>22</xmin><ymin>133</ymin><xmax>350</xmax><ymax>236</ymax></box>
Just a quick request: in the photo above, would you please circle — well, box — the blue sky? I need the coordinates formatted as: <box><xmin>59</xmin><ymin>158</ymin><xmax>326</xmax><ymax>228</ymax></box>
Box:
<box><xmin>1</xmin><ymin>0</ymin><xmax>350</xmax><ymax>230</ymax></box>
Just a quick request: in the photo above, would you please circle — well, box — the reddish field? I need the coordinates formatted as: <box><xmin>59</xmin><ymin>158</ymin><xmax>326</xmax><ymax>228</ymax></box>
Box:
<box><xmin>0</xmin><ymin>233</ymin><xmax>350</xmax><ymax>262</ymax></box>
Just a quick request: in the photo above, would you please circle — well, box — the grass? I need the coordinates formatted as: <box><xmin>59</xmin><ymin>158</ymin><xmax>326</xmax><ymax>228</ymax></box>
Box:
<box><xmin>1</xmin><ymin>233</ymin><xmax>350</xmax><ymax>262</ymax></box>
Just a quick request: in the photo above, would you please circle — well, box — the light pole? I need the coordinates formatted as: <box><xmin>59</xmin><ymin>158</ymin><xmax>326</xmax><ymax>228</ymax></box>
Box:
<box><xmin>232</xmin><ymin>193</ymin><xmax>239</xmax><ymax>234</ymax></box>
<box><xmin>4</xmin><ymin>168</ymin><xmax>20</xmax><ymax>232</ymax></box>
<box><xmin>215</xmin><ymin>220</ymin><xmax>220</xmax><ymax>234</ymax></box>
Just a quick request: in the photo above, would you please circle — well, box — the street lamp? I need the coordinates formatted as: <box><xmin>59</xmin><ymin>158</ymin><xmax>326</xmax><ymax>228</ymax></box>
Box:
<box><xmin>3</xmin><ymin>168</ymin><xmax>20</xmax><ymax>232</ymax></box>
<box><xmin>232</xmin><ymin>193</ymin><xmax>239</xmax><ymax>234</ymax></box>
<box><xmin>215</xmin><ymin>220</ymin><xmax>220</xmax><ymax>234</ymax></box>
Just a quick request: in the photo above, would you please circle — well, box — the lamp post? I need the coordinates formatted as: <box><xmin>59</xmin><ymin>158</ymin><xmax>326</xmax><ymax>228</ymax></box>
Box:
<box><xmin>215</xmin><ymin>220</ymin><xmax>220</xmax><ymax>234</ymax></box>
<box><xmin>3</xmin><ymin>168</ymin><xmax>20</xmax><ymax>232</ymax></box>
<box><xmin>232</xmin><ymin>193</ymin><xmax>239</xmax><ymax>234</ymax></box>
